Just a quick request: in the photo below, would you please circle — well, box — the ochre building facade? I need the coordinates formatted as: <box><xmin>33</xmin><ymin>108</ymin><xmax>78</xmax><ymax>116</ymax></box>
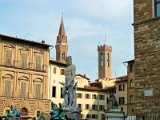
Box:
<box><xmin>0</xmin><ymin>34</ymin><xmax>51</xmax><ymax>116</ymax></box>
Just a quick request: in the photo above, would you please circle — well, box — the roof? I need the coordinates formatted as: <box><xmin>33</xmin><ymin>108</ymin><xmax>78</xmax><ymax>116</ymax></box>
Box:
<box><xmin>123</xmin><ymin>59</ymin><xmax>134</xmax><ymax>63</ymax></box>
<box><xmin>0</xmin><ymin>34</ymin><xmax>53</xmax><ymax>48</ymax></box>
<box><xmin>116</xmin><ymin>75</ymin><xmax>128</xmax><ymax>83</ymax></box>
<box><xmin>49</xmin><ymin>59</ymin><xmax>67</xmax><ymax>66</ymax></box>
<box><xmin>75</xmin><ymin>74</ymin><xmax>90</xmax><ymax>80</ymax></box>
<box><xmin>77</xmin><ymin>86</ymin><xmax>107</xmax><ymax>93</ymax></box>
<box><xmin>58</xmin><ymin>16</ymin><xmax>66</xmax><ymax>36</ymax></box>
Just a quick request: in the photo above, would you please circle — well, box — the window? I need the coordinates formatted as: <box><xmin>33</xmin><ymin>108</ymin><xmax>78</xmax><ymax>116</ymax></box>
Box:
<box><xmin>62</xmin><ymin>53</ymin><xmax>66</xmax><ymax>60</ymax></box>
<box><xmin>86</xmin><ymin>114</ymin><xmax>91</xmax><ymax>119</ymax></box>
<box><xmin>107</xmin><ymin>53</ymin><xmax>110</xmax><ymax>67</ymax></box>
<box><xmin>85</xmin><ymin>94</ymin><xmax>90</xmax><ymax>99</ymax></box>
<box><xmin>92</xmin><ymin>114</ymin><xmax>97</xmax><ymax>119</ymax></box>
<box><xmin>101</xmin><ymin>114</ymin><xmax>105</xmax><ymax>120</ymax></box>
<box><xmin>155</xmin><ymin>0</ymin><xmax>160</xmax><ymax>17</ymax></box>
<box><xmin>119</xmin><ymin>97</ymin><xmax>125</xmax><ymax>105</ymax></box>
<box><xmin>78</xmin><ymin>104</ymin><xmax>82</xmax><ymax>109</ymax></box>
<box><xmin>85</xmin><ymin>104</ymin><xmax>90</xmax><ymax>109</ymax></box>
<box><xmin>92</xmin><ymin>105</ymin><xmax>97</xmax><ymax>110</ymax></box>
<box><xmin>20</xmin><ymin>107</ymin><xmax>28</xmax><ymax>116</ymax></box>
<box><xmin>107</xmin><ymin>97</ymin><xmax>109</xmax><ymax>104</ymax></box>
<box><xmin>99</xmin><ymin>95</ymin><xmax>105</xmax><ymax>100</ymax></box>
<box><xmin>99</xmin><ymin>105</ymin><xmax>104</xmax><ymax>111</ymax></box>
<box><xmin>100</xmin><ymin>53</ymin><xmax>104</xmax><ymax>66</ymax></box>
<box><xmin>129</xmin><ymin>63</ymin><xmax>134</xmax><ymax>72</ymax></box>
<box><xmin>77</xmin><ymin>93</ymin><xmax>82</xmax><ymax>98</ymax></box>
<box><xmin>53</xmin><ymin>67</ymin><xmax>56</xmax><ymax>74</ymax></box>
<box><xmin>130</xmin><ymin>95</ymin><xmax>134</xmax><ymax>103</ymax></box>
<box><xmin>92</xmin><ymin>94</ymin><xmax>97</xmax><ymax>99</ymax></box>
<box><xmin>132</xmin><ymin>109</ymin><xmax>134</xmax><ymax>112</ymax></box>
<box><xmin>20</xmin><ymin>82</ymin><xmax>27</xmax><ymax>98</ymax></box>
<box><xmin>60</xmin><ymin>88</ymin><xmax>63</xmax><ymax>98</ymax></box>
<box><xmin>52</xmin><ymin>86</ymin><xmax>56</xmax><ymax>97</ymax></box>
<box><xmin>119</xmin><ymin>84</ymin><xmax>125</xmax><ymax>91</ymax></box>
<box><xmin>35</xmin><ymin>84</ymin><xmax>41</xmax><ymax>99</ymax></box>
<box><xmin>60</xmin><ymin>69</ymin><xmax>65</xmax><ymax>75</ymax></box>
<box><xmin>5</xmin><ymin>49</ymin><xmax>12</xmax><ymax>66</ymax></box>
<box><xmin>5</xmin><ymin>80</ymin><xmax>11</xmax><ymax>97</ymax></box>
<box><xmin>130</xmin><ymin>80</ymin><xmax>134</xmax><ymax>87</ymax></box>
<box><xmin>37</xmin><ymin>111</ymin><xmax>41</xmax><ymax>117</ymax></box>
<box><xmin>36</xmin><ymin>55</ymin><xmax>42</xmax><ymax>70</ymax></box>
<box><xmin>21</xmin><ymin>52</ymin><xmax>28</xmax><ymax>68</ymax></box>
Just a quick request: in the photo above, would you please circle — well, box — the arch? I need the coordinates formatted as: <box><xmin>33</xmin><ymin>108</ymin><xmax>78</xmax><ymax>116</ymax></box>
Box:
<box><xmin>34</xmin><ymin>49</ymin><xmax>43</xmax><ymax>54</ymax></box>
<box><xmin>19</xmin><ymin>46</ymin><xmax>29</xmax><ymax>51</ymax></box>
<box><xmin>33</xmin><ymin>78</ymin><xmax>43</xmax><ymax>82</ymax></box>
<box><xmin>3</xmin><ymin>107</ymin><xmax>11</xmax><ymax>115</ymax></box>
<box><xmin>2</xmin><ymin>74</ymin><xmax>14</xmax><ymax>79</ymax></box>
<box><xmin>20</xmin><ymin>107</ymin><xmax>28</xmax><ymax>116</ymax></box>
<box><xmin>18</xmin><ymin>76</ymin><xmax>29</xmax><ymax>81</ymax></box>
<box><xmin>4</xmin><ymin>43</ymin><xmax>15</xmax><ymax>48</ymax></box>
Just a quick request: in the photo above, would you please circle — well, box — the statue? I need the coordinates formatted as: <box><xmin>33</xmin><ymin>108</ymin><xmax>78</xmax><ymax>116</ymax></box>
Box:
<box><xmin>50</xmin><ymin>103</ymin><xmax>64</xmax><ymax>120</ymax></box>
<box><xmin>62</xmin><ymin>56</ymin><xmax>76</xmax><ymax>108</ymax></box>
<box><xmin>108</xmin><ymin>92</ymin><xmax>118</xmax><ymax>109</ymax></box>
<box><xmin>11</xmin><ymin>105</ymin><xmax>20</xmax><ymax>118</ymax></box>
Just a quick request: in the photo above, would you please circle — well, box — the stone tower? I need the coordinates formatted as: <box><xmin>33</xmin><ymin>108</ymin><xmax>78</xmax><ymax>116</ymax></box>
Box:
<box><xmin>98</xmin><ymin>44</ymin><xmax>112</xmax><ymax>79</ymax></box>
<box><xmin>134</xmin><ymin>0</ymin><xmax>160</xmax><ymax>119</ymax></box>
<box><xmin>55</xmin><ymin>17</ymin><xmax>68</xmax><ymax>63</ymax></box>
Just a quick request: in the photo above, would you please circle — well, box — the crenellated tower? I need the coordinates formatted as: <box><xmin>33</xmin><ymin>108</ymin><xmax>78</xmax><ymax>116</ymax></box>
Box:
<box><xmin>98</xmin><ymin>44</ymin><xmax>112</xmax><ymax>79</ymax></box>
<box><xmin>55</xmin><ymin>16</ymin><xmax>68</xmax><ymax>63</ymax></box>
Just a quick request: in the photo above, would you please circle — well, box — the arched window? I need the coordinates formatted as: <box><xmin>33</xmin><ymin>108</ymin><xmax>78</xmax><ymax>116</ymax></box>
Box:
<box><xmin>62</xmin><ymin>53</ymin><xmax>65</xmax><ymax>60</ymax></box>
<box><xmin>20</xmin><ymin>107</ymin><xmax>28</xmax><ymax>116</ymax></box>
<box><xmin>130</xmin><ymin>95</ymin><xmax>134</xmax><ymax>103</ymax></box>
<box><xmin>100</xmin><ymin>53</ymin><xmax>104</xmax><ymax>66</ymax></box>
<box><xmin>130</xmin><ymin>80</ymin><xmax>134</xmax><ymax>87</ymax></box>
<box><xmin>107</xmin><ymin>53</ymin><xmax>110</xmax><ymax>67</ymax></box>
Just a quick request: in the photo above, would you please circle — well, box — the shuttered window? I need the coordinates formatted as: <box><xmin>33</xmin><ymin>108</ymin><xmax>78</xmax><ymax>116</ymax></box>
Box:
<box><xmin>21</xmin><ymin>52</ymin><xmax>28</xmax><ymax>68</ymax></box>
<box><xmin>35</xmin><ymin>84</ymin><xmax>41</xmax><ymax>99</ymax></box>
<box><xmin>36</xmin><ymin>55</ymin><xmax>42</xmax><ymax>70</ymax></box>
<box><xmin>21</xmin><ymin>82</ymin><xmax>27</xmax><ymax>98</ymax></box>
<box><xmin>5</xmin><ymin>80</ymin><xmax>11</xmax><ymax>97</ymax></box>
<box><xmin>5</xmin><ymin>49</ymin><xmax>12</xmax><ymax>66</ymax></box>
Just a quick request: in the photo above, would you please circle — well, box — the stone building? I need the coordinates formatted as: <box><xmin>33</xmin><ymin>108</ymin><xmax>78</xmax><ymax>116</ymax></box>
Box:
<box><xmin>124</xmin><ymin>60</ymin><xmax>135</xmax><ymax>116</ymax></box>
<box><xmin>0</xmin><ymin>34</ymin><xmax>51</xmax><ymax>116</ymax></box>
<box><xmin>133</xmin><ymin>0</ymin><xmax>160</xmax><ymax>119</ymax></box>
<box><xmin>98</xmin><ymin>44</ymin><xmax>112</xmax><ymax>79</ymax></box>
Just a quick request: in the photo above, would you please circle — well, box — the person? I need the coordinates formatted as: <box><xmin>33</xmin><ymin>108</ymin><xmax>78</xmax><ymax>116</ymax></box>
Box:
<box><xmin>20</xmin><ymin>107</ymin><xmax>28</xmax><ymax>120</ymax></box>
<box><xmin>62</xmin><ymin>56</ymin><xmax>76</xmax><ymax>107</ymax></box>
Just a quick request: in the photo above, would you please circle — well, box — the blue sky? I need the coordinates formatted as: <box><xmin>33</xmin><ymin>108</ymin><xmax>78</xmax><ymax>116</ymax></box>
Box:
<box><xmin>0</xmin><ymin>0</ymin><xmax>134</xmax><ymax>81</ymax></box>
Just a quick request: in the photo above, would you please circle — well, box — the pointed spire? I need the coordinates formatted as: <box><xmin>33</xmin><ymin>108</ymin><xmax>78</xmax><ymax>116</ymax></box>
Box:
<box><xmin>58</xmin><ymin>15</ymin><xmax>66</xmax><ymax>36</ymax></box>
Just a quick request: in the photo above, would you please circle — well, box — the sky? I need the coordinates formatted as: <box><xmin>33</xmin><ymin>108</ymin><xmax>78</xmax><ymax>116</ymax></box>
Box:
<box><xmin>0</xmin><ymin>0</ymin><xmax>134</xmax><ymax>81</ymax></box>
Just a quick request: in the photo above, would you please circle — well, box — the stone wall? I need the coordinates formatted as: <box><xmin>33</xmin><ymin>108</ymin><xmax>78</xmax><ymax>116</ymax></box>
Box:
<box><xmin>134</xmin><ymin>0</ymin><xmax>160</xmax><ymax>119</ymax></box>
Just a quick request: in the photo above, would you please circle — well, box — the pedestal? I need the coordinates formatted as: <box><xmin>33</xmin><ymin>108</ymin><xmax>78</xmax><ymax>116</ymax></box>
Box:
<box><xmin>63</xmin><ymin>107</ymin><xmax>81</xmax><ymax>120</ymax></box>
<box><xmin>105</xmin><ymin>109</ymin><xmax>125</xmax><ymax>120</ymax></box>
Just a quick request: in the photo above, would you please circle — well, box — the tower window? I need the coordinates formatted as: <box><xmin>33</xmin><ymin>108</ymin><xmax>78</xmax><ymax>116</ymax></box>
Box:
<box><xmin>62</xmin><ymin>53</ymin><xmax>65</xmax><ymax>60</ymax></box>
<box><xmin>155</xmin><ymin>0</ymin><xmax>160</xmax><ymax>17</ymax></box>
<box><xmin>107</xmin><ymin>53</ymin><xmax>110</xmax><ymax>67</ymax></box>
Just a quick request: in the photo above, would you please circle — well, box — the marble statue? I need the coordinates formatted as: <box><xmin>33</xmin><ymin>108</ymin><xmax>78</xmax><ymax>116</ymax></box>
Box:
<box><xmin>62</xmin><ymin>56</ymin><xmax>76</xmax><ymax>108</ymax></box>
<box><xmin>109</xmin><ymin>92</ymin><xmax>118</xmax><ymax>109</ymax></box>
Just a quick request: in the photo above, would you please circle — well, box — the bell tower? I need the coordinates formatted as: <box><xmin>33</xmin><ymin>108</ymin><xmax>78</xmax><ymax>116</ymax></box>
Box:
<box><xmin>98</xmin><ymin>44</ymin><xmax>112</xmax><ymax>79</ymax></box>
<box><xmin>55</xmin><ymin>16</ymin><xmax>68</xmax><ymax>63</ymax></box>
